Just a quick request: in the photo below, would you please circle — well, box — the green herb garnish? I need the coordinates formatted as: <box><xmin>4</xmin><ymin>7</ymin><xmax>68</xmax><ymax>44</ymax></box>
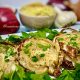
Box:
<box><xmin>21</xmin><ymin>28</ymin><xmax>59</xmax><ymax>40</ymax></box>
<box><xmin>2</xmin><ymin>65</ymin><xmax>52</xmax><ymax>80</ymax></box>
<box><xmin>70</xmin><ymin>34</ymin><xmax>78</xmax><ymax>41</ymax></box>
<box><xmin>40</xmin><ymin>54</ymin><xmax>45</xmax><ymax>57</ymax></box>
<box><xmin>31</xmin><ymin>73</ymin><xmax>52</xmax><ymax>80</ymax></box>
<box><xmin>70</xmin><ymin>37</ymin><xmax>76</xmax><ymax>41</ymax></box>
<box><xmin>5</xmin><ymin>47</ymin><xmax>15</xmax><ymax>62</ymax></box>
<box><xmin>54</xmin><ymin>63</ymin><xmax>80</xmax><ymax>80</ymax></box>
<box><xmin>37</xmin><ymin>44</ymin><xmax>51</xmax><ymax>51</ymax></box>
<box><xmin>54</xmin><ymin>69</ymin><xmax>74</xmax><ymax>80</ymax></box>
<box><xmin>47</xmin><ymin>33</ymin><xmax>54</xmax><ymax>40</ymax></box>
<box><xmin>22</xmin><ymin>32</ymin><xmax>30</xmax><ymax>39</ymax></box>
<box><xmin>58</xmin><ymin>38</ymin><xmax>64</xmax><ymax>41</ymax></box>
<box><xmin>32</xmin><ymin>56</ymin><xmax>38</xmax><ymax>62</ymax></box>
<box><xmin>68</xmin><ymin>41</ymin><xmax>78</xmax><ymax>47</ymax></box>
<box><xmin>25</xmin><ymin>42</ymin><xmax>32</xmax><ymax>48</ymax></box>
<box><xmin>23</xmin><ymin>48</ymin><xmax>30</xmax><ymax>56</ymax></box>
<box><xmin>47</xmin><ymin>30</ymin><xmax>59</xmax><ymax>40</ymax></box>
<box><xmin>23</xmin><ymin>42</ymin><xmax>32</xmax><ymax>55</ymax></box>
<box><xmin>7</xmin><ymin>35</ymin><xmax>22</xmax><ymax>44</ymax></box>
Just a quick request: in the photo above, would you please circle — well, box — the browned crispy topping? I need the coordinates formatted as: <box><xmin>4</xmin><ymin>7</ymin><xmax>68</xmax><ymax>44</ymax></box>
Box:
<box><xmin>53</xmin><ymin>68</ymin><xmax>61</xmax><ymax>77</ymax></box>
<box><xmin>59</xmin><ymin>42</ymin><xmax>77</xmax><ymax>59</ymax></box>
<box><xmin>61</xmin><ymin>59</ymin><xmax>74</xmax><ymax>70</ymax></box>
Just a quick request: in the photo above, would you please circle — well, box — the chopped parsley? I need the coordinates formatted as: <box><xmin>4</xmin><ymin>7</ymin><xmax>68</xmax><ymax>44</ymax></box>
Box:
<box><xmin>32</xmin><ymin>56</ymin><xmax>38</xmax><ymax>62</ymax></box>
<box><xmin>68</xmin><ymin>41</ymin><xmax>78</xmax><ymax>47</ymax></box>
<box><xmin>23</xmin><ymin>42</ymin><xmax>32</xmax><ymax>55</ymax></box>
<box><xmin>70</xmin><ymin>37</ymin><xmax>76</xmax><ymax>41</ymax></box>
<box><xmin>5</xmin><ymin>47</ymin><xmax>15</xmax><ymax>62</ymax></box>
<box><xmin>40</xmin><ymin>54</ymin><xmax>45</xmax><ymax>57</ymax></box>
<box><xmin>25</xmin><ymin>42</ymin><xmax>32</xmax><ymax>48</ymax></box>
<box><xmin>23</xmin><ymin>48</ymin><xmax>30</xmax><ymax>56</ymax></box>
<box><xmin>70</xmin><ymin>35</ymin><xmax>78</xmax><ymax>41</ymax></box>
<box><xmin>58</xmin><ymin>38</ymin><xmax>64</xmax><ymax>41</ymax></box>
<box><xmin>37</xmin><ymin>43</ymin><xmax>51</xmax><ymax>51</ymax></box>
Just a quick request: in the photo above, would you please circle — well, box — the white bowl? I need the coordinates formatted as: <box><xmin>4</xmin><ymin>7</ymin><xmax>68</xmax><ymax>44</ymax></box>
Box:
<box><xmin>19</xmin><ymin>4</ymin><xmax>56</xmax><ymax>29</ymax></box>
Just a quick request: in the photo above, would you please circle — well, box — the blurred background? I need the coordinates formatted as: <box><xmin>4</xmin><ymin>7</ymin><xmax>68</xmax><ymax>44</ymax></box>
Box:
<box><xmin>0</xmin><ymin>0</ymin><xmax>80</xmax><ymax>34</ymax></box>
<box><xmin>0</xmin><ymin>0</ymin><xmax>48</xmax><ymax>8</ymax></box>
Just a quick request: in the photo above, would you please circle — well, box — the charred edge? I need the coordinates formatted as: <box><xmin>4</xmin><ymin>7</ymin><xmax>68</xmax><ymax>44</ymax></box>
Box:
<box><xmin>61</xmin><ymin>59</ymin><xmax>74</xmax><ymax>70</ymax></box>
<box><xmin>17</xmin><ymin>39</ymin><xmax>31</xmax><ymax>72</ymax></box>
<box><xmin>60</xmin><ymin>28</ymin><xmax>78</xmax><ymax>33</ymax></box>
<box><xmin>53</xmin><ymin>68</ymin><xmax>61</xmax><ymax>77</ymax></box>
<box><xmin>0</xmin><ymin>41</ymin><xmax>15</xmax><ymax>47</ymax></box>
<box><xmin>59</xmin><ymin>42</ymin><xmax>77</xmax><ymax>59</ymax></box>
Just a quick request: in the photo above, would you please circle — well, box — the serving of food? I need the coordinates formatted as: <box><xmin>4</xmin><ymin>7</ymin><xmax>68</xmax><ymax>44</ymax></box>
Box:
<box><xmin>19</xmin><ymin>3</ymin><xmax>57</xmax><ymax>29</ymax></box>
<box><xmin>0</xmin><ymin>1</ymin><xmax>80</xmax><ymax>80</ymax></box>
<box><xmin>0</xmin><ymin>2</ymin><xmax>80</xmax><ymax>34</ymax></box>
<box><xmin>19</xmin><ymin>2</ymin><xmax>78</xmax><ymax>29</ymax></box>
<box><xmin>0</xmin><ymin>28</ymin><xmax>80</xmax><ymax>80</ymax></box>
<box><xmin>19</xmin><ymin>3</ymin><xmax>55</xmax><ymax>16</ymax></box>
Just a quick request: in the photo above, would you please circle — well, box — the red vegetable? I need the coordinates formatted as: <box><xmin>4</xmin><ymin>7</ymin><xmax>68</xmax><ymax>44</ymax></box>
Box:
<box><xmin>48</xmin><ymin>0</ymin><xmax>64</xmax><ymax>5</ymax></box>
<box><xmin>0</xmin><ymin>8</ymin><xmax>20</xmax><ymax>34</ymax></box>
<box><xmin>47</xmin><ymin>0</ymin><xmax>67</xmax><ymax>10</ymax></box>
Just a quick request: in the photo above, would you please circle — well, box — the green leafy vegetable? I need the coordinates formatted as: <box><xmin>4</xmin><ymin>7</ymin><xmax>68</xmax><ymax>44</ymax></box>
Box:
<box><xmin>54</xmin><ymin>70</ymin><xmax>74</xmax><ymax>80</ymax></box>
<box><xmin>0</xmin><ymin>36</ymin><xmax>3</xmax><ymax>42</ymax></box>
<box><xmin>21</xmin><ymin>28</ymin><xmax>59</xmax><ymax>40</ymax></box>
<box><xmin>43</xmin><ymin>74</ymin><xmax>53</xmax><ymax>80</ymax></box>
<box><xmin>31</xmin><ymin>73</ymin><xmax>52</xmax><ymax>80</ymax></box>
<box><xmin>2</xmin><ymin>65</ymin><xmax>25</xmax><ymax>80</ymax></box>
<box><xmin>47</xmin><ymin>30</ymin><xmax>59</xmax><ymax>40</ymax></box>
<box><xmin>52</xmin><ymin>30</ymin><xmax>59</xmax><ymax>35</ymax></box>
<box><xmin>54</xmin><ymin>63</ymin><xmax>80</xmax><ymax>80</ymax></box>
<box><xmin>7</xmin><ymin>35</ymin><xmax>22</xmax><ymax>44</ymax></box>
<box><xmin>74</xmin><ymin>63</ymin><xmax>80</xmax><ymax>80</ymax></box>
<box><xmin>47</xmin><ymin>33</ymin><xmax>55</xmax><ymax>40</ymax></box>
<box><xmin>2</xmin><ymin>65</ymin><xmax>52</xmax><ymax>80</ymax></box>
<box><xmin>31</xmin><ymin>73</ymin><xmax>44</xmax><ymax>80</ymax></box>
<box><xmin>23</xmin><ymin>72</ymin><xmax>35</xmax><ymax>80</ymax></box>
<box><xmin>22</xmin><ymin>32</ymin><xmax>30</xmax><ymax>39</ymax></box>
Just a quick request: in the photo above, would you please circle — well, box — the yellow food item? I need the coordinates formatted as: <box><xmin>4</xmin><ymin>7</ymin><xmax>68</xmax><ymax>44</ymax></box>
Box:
<box><xmin>18</xmin><ymin>38</ymin><xmax>59</xmax><ymax>74</ymax></box>
<box><xmin>20</xmin><ymin>3</ymin><xmax>56</xmax><ymax>16</ymax></box>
